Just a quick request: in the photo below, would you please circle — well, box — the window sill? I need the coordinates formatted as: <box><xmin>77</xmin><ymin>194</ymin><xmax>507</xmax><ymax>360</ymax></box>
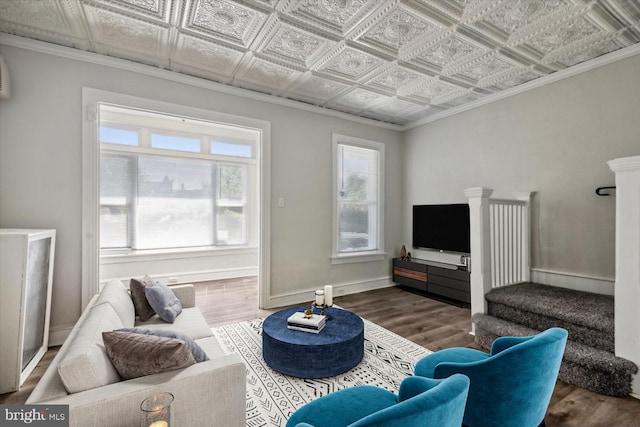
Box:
<box><xmin>101</xmin><ymin>246</ymin><xmax>258</xmax><ymax>264</ymax></box>
<box><xmin>330</xmin><ymin>251</ymin><xmax>387</xmax><ymax>265</ymax></box>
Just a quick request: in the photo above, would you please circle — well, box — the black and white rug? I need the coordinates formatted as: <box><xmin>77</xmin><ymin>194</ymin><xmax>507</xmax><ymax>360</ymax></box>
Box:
<box><xmin>212</xmin><ymin>317</ymin><xmax>432</xmax><ymax>427</ymax></box>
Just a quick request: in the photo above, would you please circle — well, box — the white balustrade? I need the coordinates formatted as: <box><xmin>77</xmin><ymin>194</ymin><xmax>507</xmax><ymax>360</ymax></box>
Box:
<box><xmin>465</xmin><ymin>188</ymin><xmax>533</xmax><ymax>332</ymax></box>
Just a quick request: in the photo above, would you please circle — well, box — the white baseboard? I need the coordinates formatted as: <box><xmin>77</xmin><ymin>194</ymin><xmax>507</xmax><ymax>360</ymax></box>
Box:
<box><xmin>530</xmin><ymin>269</ymin><xmax>614</xmax><ymax>295</ymax></box>
<box><xmin>266</xmin><ymin>276</ymin><xmax>394</xmax><ymax>309</ymax></box>
<box><xmin>48</xmin><ymin>322</ymin><xmax>75</xmax><ymax>347</ymax></box>
<box><xmin>101</xmin><ymin>266</ymin><xmax>258</xmax><ymax>287</ymax></box>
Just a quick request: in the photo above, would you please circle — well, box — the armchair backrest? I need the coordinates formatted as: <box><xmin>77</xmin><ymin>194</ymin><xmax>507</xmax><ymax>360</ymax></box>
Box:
<box><xmin>434</xmin><ymin>327</ymin><xmax>568</xmax><ymax>427</ymax></box>
<box><xmin>351</xmin><ymin>374</ymin><xmax>470</xmax><ymax>427</ymax></box>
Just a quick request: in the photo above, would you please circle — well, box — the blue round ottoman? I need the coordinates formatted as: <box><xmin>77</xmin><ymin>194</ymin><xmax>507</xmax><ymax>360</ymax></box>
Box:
<box><xmin>262</xmin><ymin>307</ymin><xmax>364</xmax><ymax>378</ymax></box>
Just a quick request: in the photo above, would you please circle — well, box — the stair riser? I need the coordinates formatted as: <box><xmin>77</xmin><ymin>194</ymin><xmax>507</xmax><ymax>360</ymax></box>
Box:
<box><xmin>474</xmin><ymin>326</ymin><xmax>633</xmax><ymax>397</ymax></box>
<box><xmin>560</xmin><ymin>362</ymin><xmax>633</xmax><ymax>396</ymax></box>
<box><xmin>488</xmin><ymin>302</ymin><xmax>614</xmax><ymax>353</ymax></box>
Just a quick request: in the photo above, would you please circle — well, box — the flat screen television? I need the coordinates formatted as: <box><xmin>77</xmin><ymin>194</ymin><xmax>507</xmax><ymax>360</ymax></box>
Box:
<box><xmin>413</xmin><ymin>204</ymin><xmax>470</xmax><ymax>254</ymax></box>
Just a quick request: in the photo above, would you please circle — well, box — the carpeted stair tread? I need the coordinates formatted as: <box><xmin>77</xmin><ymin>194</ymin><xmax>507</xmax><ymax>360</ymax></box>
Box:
<box><xmin>487</xmin><ymin>301</ymin><xmax>613</xmax><ymax>352</ymax></box>
<box><xmin>473</xmin><ymin>313</ymin><xmax>638</xmax><ymax>396</ymax></box>
<box><xmin>473</xmin><ymin>314</ymin><xmax>635</xmax><ymax>373</ymax></box>
<box><xmin>484</xmin><ymin>282</ymin><xmax>614</xmax><ymax>334</ymax></box>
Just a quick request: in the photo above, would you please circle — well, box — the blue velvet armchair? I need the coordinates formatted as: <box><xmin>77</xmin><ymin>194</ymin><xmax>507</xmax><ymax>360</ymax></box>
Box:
<box><xmin>414</xmin><ymin>327</ymin><xmax>568</xmax><ymax>427</ymax></box>
<box><xmin>285</xmin><ymin>374</ymin><xmax>470</xmax><ymax>427</ymax></box>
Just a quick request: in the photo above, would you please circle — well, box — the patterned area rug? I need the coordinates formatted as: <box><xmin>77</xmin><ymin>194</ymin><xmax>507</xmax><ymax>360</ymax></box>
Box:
<box><xmin>212</xmin><ymin>317</ymin><xmax>432</xmax><ymax>427</ymax></box>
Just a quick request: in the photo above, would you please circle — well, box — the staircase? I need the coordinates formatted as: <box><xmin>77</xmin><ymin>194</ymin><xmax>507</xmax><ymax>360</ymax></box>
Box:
<box><xmin>472</xmin><ymin>282</ymin><xmax>638</xmax><ymax>397</ymax></box>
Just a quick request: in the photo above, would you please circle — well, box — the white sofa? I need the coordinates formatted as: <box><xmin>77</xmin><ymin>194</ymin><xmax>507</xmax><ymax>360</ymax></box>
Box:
<box><xmin>27</xmin><ymin>280</ymin><xmax>246</xmax><ymax>427</ymax></box>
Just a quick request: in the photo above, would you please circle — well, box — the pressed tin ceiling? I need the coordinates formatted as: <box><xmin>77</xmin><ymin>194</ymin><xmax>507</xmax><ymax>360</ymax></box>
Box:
<box><xmin>1</xmin><ymin>0</ymin><xmax>640</xmax><ymax>127</ymax></box>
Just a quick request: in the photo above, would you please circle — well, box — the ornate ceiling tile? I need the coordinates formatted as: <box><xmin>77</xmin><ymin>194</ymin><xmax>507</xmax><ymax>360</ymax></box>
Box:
<box><xmin>0</xmin><ymin>0</ymin><xmax>69</xmax><ymax>33</ymax></box>
<box><xmin>365</xmin><ymin>97</ymin><xmax>423</xmax><ymax>116</ymax></box>
<box><xmin>480</xmin><ymin>0</ymin><xmax>576</xmax><ymax>39</ymax></box>
<box><xmin>240</xmin><ymin>0</ymin><xmax>278</xmax><ymax>9</ymax></box>
<box><xmin>0</xmin><ymin>0</ymin><xmax>84</xmax><ymax>46</ymax></box>
<box><xmin>408</xmin><ymin>32</ymin><xmax>489</xmax><ymax>72</ymax></box>
<box><xmin>2</xmin><ymin>0</ymin><xmax>640</xmax><ymax>126</ymax></box>
<box><xmin>457</xmin><ymin>0</ymin><xmax>497</xmax><ymax>20</ymax></box>
<box><xmin>352</xmin><ymin>3</ymin><xmax>444</xmax><ymax>55</ymax></box>
<box><xmin>602</xmin><ymin>0</ymin><xmax>640</xmax><ymax>26</ymax></box>
<box><xmin>88</xmin><ymin>0</ymin><xmax>170</xmax><ymax>21</ymax></box>
<box><xmin>286</xmin><ymin>74</ymin><xmax>351</xmax><ymax>102</ymax></box>
<box><xmin>84</xmin><ymin>5</ymin><xmax>169</xmax><ymax>55</ymax></box>
<box><xmin>399</xmin><ymin>104</ymin><xmax>442</xmax><ymax>123</ymax></box>
<box><xmin>481</xmin><ymin>67</ymin><xmax>542</xmax><ymax>90</ymax></box>
<box><xmin>546</xmin><ymin>35</ymin><xmax>625</xmax><ymax>67</ymax></box>
<box><xmin>255</xmin><ymin>20</ymin><xmax>335</xmax><ymax>69</ymax></box>
<box><xmin>173</xmin><ymin>33</ymin><xmax>244</xmax><ymax>78</ymax></box>
<box><xmin>452</xmin><ymin>51</ymin><xmax>522</xmax><ymax>83</ymax></box>
<box><xmin>182</xmin><ymin>0</ymin><xmax>268</xmax><ymax>48</ymax></box>
<box><xmin>279</xmin><ymin>0</ymin><xmax>378</xmax><ymax>36</ymax></box>
<box><xmin>363</xmin><ymin>64</ymin><xmax>430</xmax><ymax>95</ymax></box>
<box><xmin>522</xmin><ymin>13</ymin><xmax>608</xmax><ymax>56</ymax></box>
<box><xmin>440</xmin><ymin>89</ymin><xmax>484</xmax><ymax>107</ymax></box>
<box><xmin>409</xmin><ymin>77</ymin><xmax>465</xmax><ymax>103</ymax></box>
<box><xmin>233</xmin><ymin>56</ymin><xmax>301</xmax><ymax>92</ymax></box>
<box><xmin>313</xmin><ymin>44</ymin><xmax>387</xmax><ymax>82</ymax></box>
<box><xmin>328</xmin><ymin>87</ymin><xmax>391</xmax><ymax>110</ymax></box>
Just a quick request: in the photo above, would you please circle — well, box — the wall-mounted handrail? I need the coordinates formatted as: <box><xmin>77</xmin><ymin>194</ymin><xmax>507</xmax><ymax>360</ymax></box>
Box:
<box><xmin>595</xmin><ymin>186</ymin><xmax>616</xmax><ymax>196</ymax></box>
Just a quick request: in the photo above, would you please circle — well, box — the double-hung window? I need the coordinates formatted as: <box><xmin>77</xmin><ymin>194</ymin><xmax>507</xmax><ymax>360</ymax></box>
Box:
<box><xmin>99</xmin><ymin>105</ymin><xmax>258</xmax><ymax>253</ymax></box>
<box><xmin>332</xmin><ymin>134</ymin><xmax>385</xmax><ymax>264</ymax></box>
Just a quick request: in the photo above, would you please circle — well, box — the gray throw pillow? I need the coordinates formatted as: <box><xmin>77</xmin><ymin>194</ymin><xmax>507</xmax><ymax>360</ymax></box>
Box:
<box><xmin>102</xmin><ymin>331</ymin><xmax>195</xmax><ymax>380</ymax></box>
<box><xmin>129</xmin><ymin>276</ymin><xmax>156</xmax><ymax>321</ymax></box>
<box><xmin>144</xmin><ymin>281</ymin><xmax>183</xmax><ymax>323</ymax></box>
<box><xmin>117</xmin><ymin>327</ymin><xmax>209</xmax><ymax>363</ymax></box>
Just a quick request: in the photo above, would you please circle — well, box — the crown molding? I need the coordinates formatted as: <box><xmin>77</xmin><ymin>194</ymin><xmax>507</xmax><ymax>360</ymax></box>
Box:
<box><xmin>0</xmin><ymin>33</ymin><xmax>403</xmax><ymax>131</ymax></box>
<box><xmin>402</xmin><ymin>43</ymin><xmax>640</xmax><ymax>130</ymax></box>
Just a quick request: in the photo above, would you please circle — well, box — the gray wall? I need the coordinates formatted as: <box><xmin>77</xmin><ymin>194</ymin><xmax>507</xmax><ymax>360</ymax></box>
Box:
<box><xmin>403</xmin><ymin>54</ymin><xmax>640</xmax><ymax>280</ymax></box>
<box><xmin>0</xmin><ymin>44</ymin><xmax>403</xmax><ymax>330</ymax></box>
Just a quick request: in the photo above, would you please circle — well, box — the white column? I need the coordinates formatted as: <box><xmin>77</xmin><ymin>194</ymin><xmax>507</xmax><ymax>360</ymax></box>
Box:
<box><xmin>514</xmin><ymin>191</ymin><xmax>534</xmax><ymax>283</ymax></box>
<box><xmin>608</xmin><ymin>155</ymin><xmax>640</xmax><ymax>397</ymax></box>
<box><xmin>465</xmin><ymin>187</ymin><xmax>494</xmax><ymax>334</ymax></box>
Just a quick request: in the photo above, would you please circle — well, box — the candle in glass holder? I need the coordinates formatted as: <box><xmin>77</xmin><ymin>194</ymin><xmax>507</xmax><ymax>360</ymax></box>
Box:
<box><xmin>140</xmin><ymin>392</ymin><xmax>173</xmax><ymax>427</ymax></box>
<box><xmin>315</xmin><ymin>289</ymin><xmax>324</xmax><ymax>306</ymax></box>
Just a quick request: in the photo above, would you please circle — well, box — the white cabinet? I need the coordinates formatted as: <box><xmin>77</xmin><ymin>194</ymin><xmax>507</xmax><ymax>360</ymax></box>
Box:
<box><xmin>0</xmin><ymin>229</ymin><xmax>55</xmax><ymax>393</ymax></box>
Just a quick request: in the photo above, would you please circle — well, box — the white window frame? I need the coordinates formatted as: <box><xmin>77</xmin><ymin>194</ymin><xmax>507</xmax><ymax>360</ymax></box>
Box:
<box><xmin>82</xmin><ymin>88</ymin><xmax>271</xmax><ymax>310</ymax></box>
<box><xmin>98</xmin><ymin>105</ymin><xmax>257</xmax><ymax>253</ymax></box>
<box><xmin>331</xmin><ymin>134</ymin><xmax>386</xmax><ymax>264</ymax></box>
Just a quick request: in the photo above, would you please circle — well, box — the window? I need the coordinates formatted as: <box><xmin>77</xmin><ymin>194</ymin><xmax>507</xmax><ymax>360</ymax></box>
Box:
<box><xmin>332</xmin><ymin>134</ymin><xmax>385</xmax><ymax>264</ymax></box>
<box><xmin>99</xmin><ymin>105</ymin><xmax>258</xmax><ymax>253</ymax></box>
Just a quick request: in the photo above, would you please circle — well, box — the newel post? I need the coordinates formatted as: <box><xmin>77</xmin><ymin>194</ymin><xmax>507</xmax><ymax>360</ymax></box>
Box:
<box><xmin>465</xmin><ymin>187</ymin><xmax>493</xmax><ymax>334</ymax></box>
<box><xmin>608</xmin><ymin>155</ymin><xmax>640</xmax><ymax>397</ymax></box>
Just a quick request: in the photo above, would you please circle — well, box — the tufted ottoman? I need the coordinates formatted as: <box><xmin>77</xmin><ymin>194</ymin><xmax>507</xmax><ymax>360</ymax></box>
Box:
<box><xmin>262</xmin><ymin>307</ymin><xmax>364</xmax><ymax>378</ymax></box>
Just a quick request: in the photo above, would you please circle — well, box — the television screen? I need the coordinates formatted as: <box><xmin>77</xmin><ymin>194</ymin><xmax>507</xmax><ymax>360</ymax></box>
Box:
<box><xmin>412</xmin><ymin>204</ymin><xmax>470</xmax><ymax>253</ymax></box>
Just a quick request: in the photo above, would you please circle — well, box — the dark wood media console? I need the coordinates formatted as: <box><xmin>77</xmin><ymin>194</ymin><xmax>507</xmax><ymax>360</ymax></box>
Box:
<box><xmin>392</xmin><ymin>258</ymin><xmax>470</xmax><ymax>305</ymax></box>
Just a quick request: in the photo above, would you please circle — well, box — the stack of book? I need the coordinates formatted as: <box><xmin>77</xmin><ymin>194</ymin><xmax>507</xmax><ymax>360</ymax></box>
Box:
<box><xmin>287</xmin><ymin>311</ymin><xmax>326</xmax><ymax>333</ymax></box>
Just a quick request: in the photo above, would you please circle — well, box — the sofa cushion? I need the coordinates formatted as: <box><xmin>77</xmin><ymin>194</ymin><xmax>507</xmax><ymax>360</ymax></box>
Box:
<box><xmin>57</xmin><ymin>303</ymin><xmax>124</xmax><ymax>393</ymax></box>
<box><xmin>94</xmin><ymin>280</ymin><xmax>135</xmax><ymax>327</ymax></box>
<box><xmin>117</xmin><ymin>327</ymin><xmax>209</xmax><ymax>362</ymax></box>
<box><xmin>195</xmin><ymin>336</ymin><xmax>226</xmax><ymax>360</ymax></box>
<box><xmin>135</xmin><ymin>307</ymin><xmax>212</xmax><ymax>340</ymax></box>
<box><xmin>102</xmin><ymin>331</ymin><xmax>196</xmax><ymax>380</ymax></box>
<box><xmin>130</xmin><ymin>276</ymin><xmax>156</xmax><ymax>321</ymax></box>
<box><xmin>145</xmin><ymin>281</ymin><xmax>182</xmax><ymax>323</ymax></box>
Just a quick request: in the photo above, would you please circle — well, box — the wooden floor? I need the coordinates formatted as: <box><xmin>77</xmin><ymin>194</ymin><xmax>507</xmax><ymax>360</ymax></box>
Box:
<box><xmin>3</xmin><ymin>278</ymin><xmax>640</xmax><ymax>426</ymax></box>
